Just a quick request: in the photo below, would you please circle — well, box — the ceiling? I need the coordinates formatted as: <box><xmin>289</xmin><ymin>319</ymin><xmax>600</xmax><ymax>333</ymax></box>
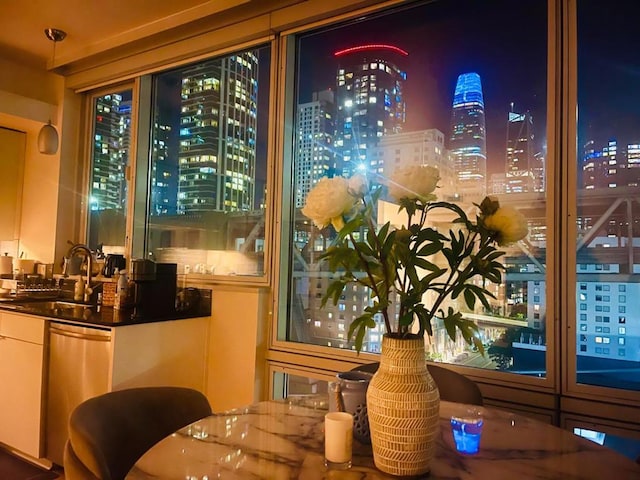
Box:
<box><xmin>0</xmin><ymin>0</ymin><xmax>255</xmax><ymax>70</ymax></box>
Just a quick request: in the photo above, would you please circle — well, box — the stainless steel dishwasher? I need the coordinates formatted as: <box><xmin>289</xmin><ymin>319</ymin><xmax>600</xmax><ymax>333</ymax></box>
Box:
<box><xmin>46</xmin><ymin>321</ymin><xmax>112</xmax><ymax>466</ymax></box>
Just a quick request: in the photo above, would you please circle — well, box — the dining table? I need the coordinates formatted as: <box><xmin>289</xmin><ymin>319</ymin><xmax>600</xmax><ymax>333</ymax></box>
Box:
<box><xmin>127</xmin><ymin>395</ymin><xmax>640</xmax><ymax>479</ymax></box>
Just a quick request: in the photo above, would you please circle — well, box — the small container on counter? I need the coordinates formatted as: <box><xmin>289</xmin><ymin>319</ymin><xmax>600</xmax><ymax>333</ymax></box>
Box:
<box><xmin>0</xmin><ymin>254</ymin><xmax>12</xmax><ymax>278</ymax></box>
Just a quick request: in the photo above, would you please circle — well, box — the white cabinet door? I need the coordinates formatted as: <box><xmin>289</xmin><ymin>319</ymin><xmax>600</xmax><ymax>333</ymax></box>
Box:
<box><xmin>0</xmin><ymin>313</ymin><xmax>46</xmax><ymax>458</ymax></box>
<box><xmin>0</xmin><ymin>127</ymin><xmax>26</xmax><ymax>241</ymax></box>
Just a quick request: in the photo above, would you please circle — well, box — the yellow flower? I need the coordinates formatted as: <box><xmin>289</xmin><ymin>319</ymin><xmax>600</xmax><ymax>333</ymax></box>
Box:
<box><xmin>483</xmin><ymin>206</ymin><xmax>528</xmax><ymax>245</ymax></box>
<box><xmin>302</xmin><ymin>177</ymin><xmax>356</xmax><ymax>230</ymax></box>
<box><xmin>387</xmin><ymin>165</ymin><xmax>440</xmax><ymax>202</ymax></box>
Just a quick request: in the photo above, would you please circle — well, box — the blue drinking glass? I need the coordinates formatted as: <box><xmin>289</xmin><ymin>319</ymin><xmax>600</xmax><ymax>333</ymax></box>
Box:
<box><xmin>450</xmin><ymin>409</ymin><xmax>484</xmax><ymax>454</ymax></box>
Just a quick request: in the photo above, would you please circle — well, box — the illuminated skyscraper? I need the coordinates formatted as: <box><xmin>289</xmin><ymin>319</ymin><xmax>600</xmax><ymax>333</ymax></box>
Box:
<box><xmin>296</xmin><ymin>89</ymin><xmax>335</xmax><ymax>207</ymax></box>
<box><xmin>91</xmin><ymin>94</ymin><xmax>130</xmax><ymax>211</ymax></box>
<box><xmin>178</xmin><ymin>52</ymin><xmax>259</xmax><ymax>214</ymax></box>
<box><xmin>334</xmin><ymin>44</ymin><xmax>407</xmax><ymax>178</ymax></box>
<box><xmin>150</xmin><ymin>121</ymin><xmax>176</xmax><ymax>215</ymax></box>
<box><xmin>449</xmin><ymin>72</ymin><xmax>486</xmax><ymax>201</ymax></box>
<box><xmin>505</xmin><ymin>105</ymin><xmax>535</xmax><ymax>193</ymax></box>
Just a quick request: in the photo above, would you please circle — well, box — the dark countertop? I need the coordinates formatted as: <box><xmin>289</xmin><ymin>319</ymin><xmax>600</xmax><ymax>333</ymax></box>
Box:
<box><xmin>0</xmin><ymin>290</ymin><xmax>211</xmax><ymax>327</ymax></box>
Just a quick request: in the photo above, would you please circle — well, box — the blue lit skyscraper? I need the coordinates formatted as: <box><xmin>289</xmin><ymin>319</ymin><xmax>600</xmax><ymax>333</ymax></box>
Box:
<box><xmin>449</xmin><ymin>72</ymin><xmax>487</xmax><ymax>201</ymax></box>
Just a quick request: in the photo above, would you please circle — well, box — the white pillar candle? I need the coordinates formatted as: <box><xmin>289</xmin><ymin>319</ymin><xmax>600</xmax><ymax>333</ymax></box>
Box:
<box><xmin>324</xmin><ymin>411</ymin><xmax>353</xmax><ymax>467</ymax></box>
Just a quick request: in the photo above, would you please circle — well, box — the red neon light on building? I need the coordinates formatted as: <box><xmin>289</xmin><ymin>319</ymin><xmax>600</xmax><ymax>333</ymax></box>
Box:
<box><xmin>334</xmin><ymin>44</ymin><xmax>409</xmax><ymax>57</ymax></box>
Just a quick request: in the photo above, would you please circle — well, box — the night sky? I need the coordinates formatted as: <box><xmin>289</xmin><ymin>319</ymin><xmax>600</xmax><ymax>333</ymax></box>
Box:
<box><xmin>146</xmin><ymin>0</ymin><xmax>640</xmax><ymax>206</ymax></box>
<box><xmin>297</xmin><ymin>0</ymin><xmax>548</xmax><ymax>175</ymax></box>
<box><xmin>577</xmin><ymin>1</ymin><xmax>640</xmax><ymax>151</ymax></box>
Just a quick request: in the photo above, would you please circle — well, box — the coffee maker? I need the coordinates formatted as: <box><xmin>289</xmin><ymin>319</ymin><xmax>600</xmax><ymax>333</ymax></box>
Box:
<box><xmin>130</xmin><ymin>259</ymin><xmax>177</xmax><ymax>319</ymax></box>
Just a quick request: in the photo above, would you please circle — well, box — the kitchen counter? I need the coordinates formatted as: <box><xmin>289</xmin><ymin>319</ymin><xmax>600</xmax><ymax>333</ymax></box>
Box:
<box><xmin>0</xmin><ymin>289</ymin><xmax>211</xmax><ymax>327</ymax></box>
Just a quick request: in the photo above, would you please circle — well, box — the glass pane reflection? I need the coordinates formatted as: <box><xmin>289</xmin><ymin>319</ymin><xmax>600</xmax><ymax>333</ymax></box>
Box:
<box><xmin>282</xmin><ymin>0</ymin><xmax>548</xmax><ymax>377</ymax></box>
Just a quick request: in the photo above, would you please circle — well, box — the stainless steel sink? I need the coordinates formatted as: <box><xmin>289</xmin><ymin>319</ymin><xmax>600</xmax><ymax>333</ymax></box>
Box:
<box><xmin>28</xmin><ymin>300</ymin><xmax>93</xmax><ymax>309</ymax></box>
<box><xmin>11</xmin><ymin>299</ymin><xmax>97</xmax><ymax>319</ymax></box>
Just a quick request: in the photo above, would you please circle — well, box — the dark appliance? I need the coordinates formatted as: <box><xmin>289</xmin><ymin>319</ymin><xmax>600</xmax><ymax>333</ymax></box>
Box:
<box><xmin>130</xmin><ymin>259</ymin><xmax>177</xmax><ymax>319</ymax></box>
<box><xmin>102</xmin><ymin>254</ymin><xmax>126</xmax><ymax>277</ymax></box>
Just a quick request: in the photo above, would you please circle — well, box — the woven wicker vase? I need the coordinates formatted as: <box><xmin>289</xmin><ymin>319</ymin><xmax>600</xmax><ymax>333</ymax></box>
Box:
<box><xmin>366</xmin><ymin>334</ymin><xmax>440</xmax><ymax>476</ymax></box>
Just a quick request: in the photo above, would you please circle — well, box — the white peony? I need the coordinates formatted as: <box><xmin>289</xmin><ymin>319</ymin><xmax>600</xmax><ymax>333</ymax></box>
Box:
<box><xmin>302</xmin><ymin>177</ymin><xmax>356</xmax><ymax>231</ymax></box>
<box><xmin>483</xmin><ymin>206</ymin><xmax>528</xmax><ymax>245</ymax></box>
<box><xmin>348</xmin><ymin>174</ymin><xmax>367</xmax><ymax>197</ymax></box>
<box><xmin>387</xmin><ymin>165</ymin><xmax>440</xmax><ymax>202</ymax></box>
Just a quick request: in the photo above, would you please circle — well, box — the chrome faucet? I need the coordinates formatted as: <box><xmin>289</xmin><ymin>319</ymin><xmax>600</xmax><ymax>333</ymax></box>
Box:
<box><xmin>63</xmin><ymin>244</ymin><xmax>94</xmax><ymax>302</ymax></box>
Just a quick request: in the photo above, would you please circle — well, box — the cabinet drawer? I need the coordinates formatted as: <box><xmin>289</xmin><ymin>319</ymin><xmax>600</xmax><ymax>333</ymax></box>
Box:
<box><xmin>0</xmin><ymin>312</ymin><xmax>45</xmax><ymax>344</ymax></box>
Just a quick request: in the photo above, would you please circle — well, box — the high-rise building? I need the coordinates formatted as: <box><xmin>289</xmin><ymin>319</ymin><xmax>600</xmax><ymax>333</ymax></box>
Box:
<box><xmin>581</xmin><ymin>139</ymin><xmax>619</xmax><ymax>190</ymax></box>
<box><xmin>505</xmin><ymin>106</ymin><xmax>535</xmax><ymax>193</ymax></box>
<box><xmin>370</xmin><ymin>129</ymin><xmax>457</xmax><ymax>200</ymax></box>
<box><xmin>532</xmin><ymin>151</ymin><xmax>546</xmax><ymax>193</ymax></box>
<box><xmin>449</xmin><ymin>72</ymin><xmax>487</xmax><ymax>202</ymax></box>
<box><xmin>178</xmin><ymin>52</ymin><xmax>259</xmax><ymax>214</ymax></box>
<box><xmin>150</xmin><ymin>121</ymin><xmax>176</xmax><ymax>215</ymax></box>
<box><xmin>295</xmin><ymin>89</ymin><xmax>335</xmax><ymax>208</ymax></box>
<box><xmin>91</xmin><ymin>94</ymin><xmax>130</xmax><ymax>211</ymax></box>
<box><xmin>333</xmin><ymin>44</ymin><xmax>407</xmax><ymax>178</ymax></box>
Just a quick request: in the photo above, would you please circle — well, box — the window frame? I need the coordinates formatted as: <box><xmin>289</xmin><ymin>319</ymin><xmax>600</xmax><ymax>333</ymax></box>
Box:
<box><xmin>80</xmin><ymin>40</ymin><xmax>278</xmax><ymax>287</ymax></box>
<box><xmin>270</xmin><ymin>0</ymin><xmax>560</xmax><ymax>395</ymax></box>
<box><xmin>82</xmin><ymin>80</ymin><xmax>139</xmax><ymax>256</ymax></box>
<box><xmin>562</xmin><ymin>0</ymin><xmax>640</xmax><ymax>404</ymax></box>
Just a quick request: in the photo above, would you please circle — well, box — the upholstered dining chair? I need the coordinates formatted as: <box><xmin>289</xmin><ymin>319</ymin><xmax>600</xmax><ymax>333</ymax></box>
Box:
<box><xmin>63</xmin><ymin>386</ymin><xmax>212</xmax><ymax>480</ymax></box>
<box><xmin>352</xmin><ymin>362</ymin><xmax>484</xmax><ymax>406</ymax></box>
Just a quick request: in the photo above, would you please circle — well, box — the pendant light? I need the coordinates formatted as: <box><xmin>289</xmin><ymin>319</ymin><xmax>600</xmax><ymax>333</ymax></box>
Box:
<box><xmin>38</xmin><ymin>28</ymin><xmax>67</xmax><ymax>155</ymax></box>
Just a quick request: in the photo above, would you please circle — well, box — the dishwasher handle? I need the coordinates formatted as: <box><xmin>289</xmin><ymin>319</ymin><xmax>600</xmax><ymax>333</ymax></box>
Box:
<box><xmin>49</xmin><ymin>325</ymin><xmax>111</xmax><ymax>342</ymax></box>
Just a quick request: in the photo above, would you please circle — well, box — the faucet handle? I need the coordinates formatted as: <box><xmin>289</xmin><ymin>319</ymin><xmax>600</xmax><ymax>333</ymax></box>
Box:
<box><xmin>84</xmin><ymin>286</ymin><xmax>94</xmax><ymax>303</ymax></box>
<box><xmin>62</xmin><ymin>256</ymin><xmax>70</xmax><ymax>276</ymax></box>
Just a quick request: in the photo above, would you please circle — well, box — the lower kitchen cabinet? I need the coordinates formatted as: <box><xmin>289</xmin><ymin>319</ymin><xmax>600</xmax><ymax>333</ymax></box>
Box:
<box><xmin>45</xmin><ymin>315</ymin><xmax>209</xmax><ymax>466</ymax></box>
<box><xmin>0</xmin><ymin>312</ymin><xmax>47</xmax><ymax>458</ymax></box>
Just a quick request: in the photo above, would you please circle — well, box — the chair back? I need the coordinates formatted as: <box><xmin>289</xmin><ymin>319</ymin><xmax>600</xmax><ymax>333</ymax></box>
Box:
<box><xmin>64</xmin><ymin>386</ymin><xmax>212</xmax><ymax>480</ymax></box>
<box><xmin>352</xmin><ymin>362</ymin><xmax>483</xmax><ymax>406</ymax></box>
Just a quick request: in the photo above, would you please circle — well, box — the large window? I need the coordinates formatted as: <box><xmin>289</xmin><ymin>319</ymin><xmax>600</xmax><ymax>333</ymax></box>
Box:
<box><xmin>87</xmin><ymin>45</ymin><xmax>272</xmax><ymax>278</ymax></box>
<box><xmin>279</xmin><ymin>0</ymin><xmax>549</xmax><ymax>375</ymax></box>
<box><xmin>144</xmin><ymin>47</ymin><xmax>272</xmax><ymax>277</ymax></box>
<box><xmin>574</xmin><ymin>1</ymin><xmax>640</xmax><ymax>391</ymax></box>
<box><xmin>87</xmin><ymin>88</ymin><xmax>134</xmax><ymax>255</ymax></box>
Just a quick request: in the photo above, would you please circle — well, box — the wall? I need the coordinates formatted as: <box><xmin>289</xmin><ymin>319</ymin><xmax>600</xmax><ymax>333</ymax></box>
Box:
<box><xmin>0</xmin><ymin>57</ymin><xmax>66</xmax><ymax>264</ymax></box>
<box><xmin>206</xmin><ymin>285</ymin><xmax>270</xmax><ymax>411</ymax></box>
<box><xmin>0</xmin><ymin>57</ymin><xmax>84</xmax><ymax>267</ymax></box>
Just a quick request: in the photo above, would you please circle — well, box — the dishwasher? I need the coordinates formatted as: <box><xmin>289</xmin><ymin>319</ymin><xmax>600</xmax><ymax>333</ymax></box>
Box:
<box><xmin>46</xmin><ymin>321</ymin><xmax>112</xmax><ymax>466</ymax></box>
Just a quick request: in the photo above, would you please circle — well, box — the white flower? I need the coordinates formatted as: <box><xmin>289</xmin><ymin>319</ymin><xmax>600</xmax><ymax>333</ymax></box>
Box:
<box><xmin>483</xmin><ymin>206</ymin><xmax>528</xmax><ymax>245</ymax></box>
<box><xmin>348</xmin><ymin>174</ymin><xmax>367</xmax><ymax>197</ymax></box>
<box><xmin>302</xmin><ymin>177</ymin><xmax>356</xmax><ymax>230</ymax></box>
<box><xmin>387</xmin><ymin>165</ymin><xmax>440</xmax><ymax>202</ymax></box>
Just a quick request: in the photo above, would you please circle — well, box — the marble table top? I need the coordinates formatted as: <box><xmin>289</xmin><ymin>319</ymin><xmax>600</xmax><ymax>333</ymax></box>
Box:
<box><xmin>128</xmin><ymin>396</ymin><xmax>640</xmax><ymax>479</ymax></box>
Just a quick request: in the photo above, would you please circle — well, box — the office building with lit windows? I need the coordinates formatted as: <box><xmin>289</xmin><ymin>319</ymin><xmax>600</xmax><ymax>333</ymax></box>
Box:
<box><xmin>150</xmin><ymin>122</ymin><xmax>176</xmax><ymax>215</ymax></box>
<box><xmin>90</xmin><ymin>95</ymin><xmax>130</xmax><ymax>211</ymax></box>
<box><xmin>333</xmin><ymin>44</ymin><xmax>407</xmax><ymax>178</ymax></box>
<box><xmin>506</xmin><ymin>107</ymin><xmax>536</xmax><ymax>193</ymax></box>
<box><xmin>295</xmin><ymin>89</ymin><xmax>335</xmax><ymax>208</ymax></box>
<box><xmin>449</xmin><ymin>72</ymin><xmax>487</xmax><ymax>202</ymax></box>
<box><xmin>178</xmin><ymin>52</ymin><xmax>259</xmax><ymax>214</ymax></box>
<box><xmin>580</xmin><ymin>139</ymin><xmax>640</xmax><ymax>190</ymax></box>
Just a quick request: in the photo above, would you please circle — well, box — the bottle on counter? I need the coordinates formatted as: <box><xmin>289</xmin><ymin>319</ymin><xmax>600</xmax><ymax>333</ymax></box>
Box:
<box><xmin>114</xmin><ymin>270</ymin><xmax>129</xmax><ymax>309</ymax></box>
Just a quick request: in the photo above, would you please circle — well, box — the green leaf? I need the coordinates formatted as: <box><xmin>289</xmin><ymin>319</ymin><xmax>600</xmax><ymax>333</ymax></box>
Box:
<box><xmin>416</xmin><ymin>241</ymin><xmax>443</xmax><ymax>257</ymax></box>
<box><xmin>347</xmin><ymin>313</ymin><xmax>377</xmax><ymax>353</ymax></box>
<box><xmin>464</xmin><ymin>288</ymin><xmax>476</xmax><ymax>310</ymax></box>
